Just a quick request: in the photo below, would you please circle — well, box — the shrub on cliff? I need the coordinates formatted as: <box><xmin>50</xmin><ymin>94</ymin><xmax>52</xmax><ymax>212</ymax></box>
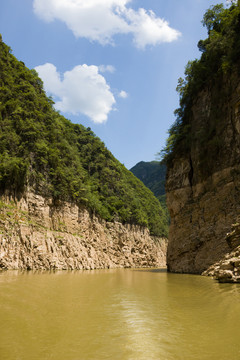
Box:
<box><xmin>162</xmin><ymin>1</ymin><xmax>240</xmax><ymax>164</ymax></box>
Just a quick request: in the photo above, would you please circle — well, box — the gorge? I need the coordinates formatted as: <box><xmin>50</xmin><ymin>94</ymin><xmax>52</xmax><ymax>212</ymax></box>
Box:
<box><xmin>2</xmin><ymin>2</ymin><xmax>240</xmax><ymax>360</ymax></box>
<box><xmin>1</xmin><ymin>3</ymin><xmax>240</xmax><ymax>279</ymax></box>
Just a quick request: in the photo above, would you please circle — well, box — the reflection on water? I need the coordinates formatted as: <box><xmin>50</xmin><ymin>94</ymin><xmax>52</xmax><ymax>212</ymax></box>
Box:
<box><xmin>0</xmin><ymin>269</ymin><xmax>240</xmax><ymax>360</ymax></box>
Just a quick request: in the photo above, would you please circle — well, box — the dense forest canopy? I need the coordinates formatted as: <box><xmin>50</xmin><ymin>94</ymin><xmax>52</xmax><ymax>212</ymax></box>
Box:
<box><xmin>130</xmin><ymin>161</ymin><xmax>166</xmax><ymax>199</ymax></box>
<box><xmin>130</xmin><ymin>161</ymin><xmax>169</xmax><ymax>217</ymax></box>
<box><xmin>0</xmin><ymin>36</ymin><xmax>168</xmax><ymax>237</ymax></box>
<box><xmin>162</xmin><ymin>1</ymin><xmax>240</xmax><ymax>163</ymax></box>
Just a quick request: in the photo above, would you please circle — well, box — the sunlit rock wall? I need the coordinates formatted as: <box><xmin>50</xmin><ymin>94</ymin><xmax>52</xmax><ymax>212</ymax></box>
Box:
<box><xmin>0</xmin><ymin>192</ymin><xmax>167</xmax><ymax>270</ymax></box>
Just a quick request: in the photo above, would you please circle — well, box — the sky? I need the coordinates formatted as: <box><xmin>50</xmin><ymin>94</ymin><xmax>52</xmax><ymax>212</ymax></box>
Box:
<box><xmin>0</xmin><ymin>0</ymin><xmax>226</xmax><ymax>169</ymax></box>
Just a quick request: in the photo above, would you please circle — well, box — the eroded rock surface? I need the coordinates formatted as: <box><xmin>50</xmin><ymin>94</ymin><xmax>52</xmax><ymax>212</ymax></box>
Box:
<box><xmin>0</xmin><ymin>192</ymin><xmax>167</xmax><ymax>270</ymax></box>
<box><xmin>203</xmin><ymin>222</ymin><xmax>240</xmax><ymax>282</ymax></box>
<box><xmin>166</xmin><ymin>77</ymin><xmax>240</xmax><ymax>274</ymax></box>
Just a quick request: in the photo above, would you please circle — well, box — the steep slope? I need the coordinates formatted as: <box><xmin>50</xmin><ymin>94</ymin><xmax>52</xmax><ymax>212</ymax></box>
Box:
<box><xmin>0</xmin><ymin>193</ymin><xmax>167</xmax><ymax>270</ymax></box>
<box><xmin>163</xmin><ymin>3</ymin><xmax>240</xmax><ymax>274</ymax></box>
<box><xmin>130</xmin><ymin>161</ymin><xmax>169</xmax><ymax>226</ymax></box>
<box><xmin>130</xmin><ymin>161</ymin><xmax>166</xmax><ymax>199</ymax></box>
<box><xmin>0</xmin><ymin>36</ymin><xmax>168</xmax><ymax>270</ymax></box>
<box><xmin>0</xmin><ymin>35</ymin><xmax>168</xmax><ymax>238</ymax></box>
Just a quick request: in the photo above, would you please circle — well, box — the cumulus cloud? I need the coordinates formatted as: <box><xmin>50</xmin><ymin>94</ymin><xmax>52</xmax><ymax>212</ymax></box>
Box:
<box><xmin>33</xmin><ymin>0</ymin><xmax>181</xmax><ymax>48</ymax></box>
<box><xmin>98</xmin><ymin>65</ymin><xmax>115</xmax><ymax>73</ymax></box>
<box><xmin>35</xmin><ymin>63</ymin><xmax>116</xmax><ymax>123</ymax></box>
<box><xmin>118</xmin><ymin>90</ymin><xmax>128</xmax><ymax>98</ymax></box>
<box><xmin>126</xmin><ymin>8</ymin><xmax>181</xmax><ymax>49</ymax></box>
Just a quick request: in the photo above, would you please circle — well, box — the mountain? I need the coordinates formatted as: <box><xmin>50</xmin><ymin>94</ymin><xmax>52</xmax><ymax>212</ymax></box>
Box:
<box><xmin>0</xmin><ymin>36</ymin><xmax>169</xmax><ymax>270</ymax></box>
<box><xmin>130</xmin><ymin>160</ymin><xmax>169</xmax><ymax>217</ymax></box>
<box><xmin>164</xmin><ymin>2</ymin><xmax>240</xmax><ymax>278</ymax></box>
<box><xmin>130</xmin><ymin>161</ymin><xmax>166</xmax><ymax>198</ymax></box>
<box><xmin>0</xmin><ymin>35</ymin><xmax>168</xmax><ymax>238</ymax></box>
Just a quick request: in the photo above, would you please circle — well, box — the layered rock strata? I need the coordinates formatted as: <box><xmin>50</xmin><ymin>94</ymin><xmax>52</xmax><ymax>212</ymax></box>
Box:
<box><xmin>0</xmin><ymin>192</ymin><xmax>167</xmax><ymax>270</ymax></box>
<box><xmin>166</xmin><ymin>77</ymin><xmax>240</xmax><ymax>274</ymax></box>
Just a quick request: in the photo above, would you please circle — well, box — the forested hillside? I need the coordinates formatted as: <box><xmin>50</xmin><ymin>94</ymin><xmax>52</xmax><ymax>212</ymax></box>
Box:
<box><xmin>130</xmin><ymin>161</ymin><xmax>166</xmax><ymax>198</ymax></box>
<box><xmin>130</xmin><ymin>161</ymin><xmax>168</xmax><ymax>216</ymax></box>
<box><xmin>0</xmin><ymin>36</ymin><xmax>168</xmax><ymax>237</ymax></box>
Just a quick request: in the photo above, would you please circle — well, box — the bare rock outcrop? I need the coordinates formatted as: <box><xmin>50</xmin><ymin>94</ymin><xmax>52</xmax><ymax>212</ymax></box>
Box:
<box><xmin>203</xmin><ymin>222</ymin><xmax>240</xmax><ymax>282</ymax></box>
<box><xmin>0</xmin><ymin>192</ymin><xmax>167</xmax><ymax>270</ymax></box>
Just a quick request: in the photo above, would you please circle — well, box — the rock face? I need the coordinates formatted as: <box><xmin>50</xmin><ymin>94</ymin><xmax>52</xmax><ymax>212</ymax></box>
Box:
<box><xmin>166</xmin><ymin>76</ymin><xmax>240</xmax><ymax>274</ymax></box>
<box><xmin>203</xmin><ymin>222</ymin><xmax>240</xmax><ymax>282</ymax></box>
<box><xmin>0</xmin><ymin>192</ymin><xmax>167</xmax><ymax>270</ymax></box>
<box><xmin>203</xmin><ymin>247</ymin><xmax>240</xmax><ymax>283</ymax></box>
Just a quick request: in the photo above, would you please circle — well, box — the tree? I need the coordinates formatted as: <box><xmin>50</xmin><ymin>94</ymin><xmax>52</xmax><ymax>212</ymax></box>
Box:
<box><xmin>202</xmin><ymin>4</ymin><xmax>225</xmax><ymax>33</ymax></box>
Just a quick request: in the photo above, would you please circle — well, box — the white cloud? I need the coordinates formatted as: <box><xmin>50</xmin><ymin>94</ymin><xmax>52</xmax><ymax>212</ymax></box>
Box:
<box><xmin>118</xmin><ymin>90</ymin><xmax>128</xmax><ymax>98</ymax></box>
<box><xmin>98</xmin><ymin>65</ymin><xmax>116</xmax><ymax>73</ymax></box>
<box><xmin>35</xmin><ymin>63</ymin><xmax>61</xmax><ymax>93</ymax></box>
<box><xmin>126</xmin><ymin>8</ymin><xmax>181</xmax><ymax>49</ymax></box>
<box><xmin>33</xmin><ymin>0</ymin><xmax>181</xmax><ymax>48</ymax></box>
<box><xmin>35</xmin><ymin>63</ymin><xmax>116</xmax><ymax>123</ymax></box>
<box><xmin>33</xmin><ymin>0</ymin><xmax>130</xmax><ymax>45</ymax></box>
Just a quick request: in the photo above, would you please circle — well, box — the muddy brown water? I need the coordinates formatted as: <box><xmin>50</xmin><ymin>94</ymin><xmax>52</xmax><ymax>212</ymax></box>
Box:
<box><xmin>0</xmin><ymin>268</ymin><xmax>240</xmax><ymax>360</ymax></box>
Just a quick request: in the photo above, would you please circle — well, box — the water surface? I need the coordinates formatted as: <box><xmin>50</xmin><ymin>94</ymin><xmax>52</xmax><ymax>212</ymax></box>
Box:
<box><xmin>0</xmin><ymin>269</ymin><xmax>240</xmax><ymax>360</ymax></box>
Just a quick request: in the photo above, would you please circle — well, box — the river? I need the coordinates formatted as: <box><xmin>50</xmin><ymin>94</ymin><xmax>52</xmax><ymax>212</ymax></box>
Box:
<box><xmin>0</xmin><ymin>269</ymin><xmax>240</xmax><ymax>360</ymax></box>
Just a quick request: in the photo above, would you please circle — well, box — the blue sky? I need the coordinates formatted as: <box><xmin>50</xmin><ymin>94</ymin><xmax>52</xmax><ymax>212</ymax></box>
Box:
<box><xmin>0</xmin><ymin>0</ymin><xmax>224</xmax><ymax>169</ymax></box>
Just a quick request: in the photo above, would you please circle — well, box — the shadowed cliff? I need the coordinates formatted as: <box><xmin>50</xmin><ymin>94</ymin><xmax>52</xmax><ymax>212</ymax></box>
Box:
<box><xmin>163</xmin><ymin>2</ymin><xmax>240</xmax><ymax>274</ymax></box>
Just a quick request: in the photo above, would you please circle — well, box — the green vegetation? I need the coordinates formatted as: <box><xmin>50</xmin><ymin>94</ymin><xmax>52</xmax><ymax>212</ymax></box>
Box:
<box><xmin>0</xmin><ymin>36</ymin><xmax>168</xmax><ymax>237</ymax></box>
<box><xmin>162</xmin><ymin>1</ymin><xmax>240</xmax><ymax>164</ymax></box>
<box><xmin>130</xmin><ymin>161</ymin><xmax>169</xmax><ymax>225</ymax></box>
<box><xmin>130</xmin><ymin>161</ymin><xmax>166</xmax><ymax>198</ymax></box>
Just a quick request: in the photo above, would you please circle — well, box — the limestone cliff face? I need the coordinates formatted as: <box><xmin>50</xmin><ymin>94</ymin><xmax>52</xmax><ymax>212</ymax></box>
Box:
<box><xmin>0</xmin><ymin>192</ymin><xmax>167</xmax><ymax>270</ymax></box>
<box><xmin>166</xmin><ymin>76</ymin><xmax>240</xmax><ymax>274</ymax></box>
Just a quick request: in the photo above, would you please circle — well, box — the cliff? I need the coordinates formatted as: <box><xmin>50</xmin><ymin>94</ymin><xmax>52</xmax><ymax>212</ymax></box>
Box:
<box><xmin>0</xmin><ymin>192</ymin><xmax>167</xmax><ymax>270</ymax></box>
<box><xmin>166</xmin><ymin>74</ymin><xmax>240</xmax><ymax>274</ymax></box>
<box><xmin>165</xmin><ymin>3</ymin><xmax>240</xmax><ymax>274</ymax></box>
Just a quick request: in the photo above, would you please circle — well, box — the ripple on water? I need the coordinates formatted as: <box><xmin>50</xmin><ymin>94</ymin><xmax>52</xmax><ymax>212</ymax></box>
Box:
<box><xmin>0</xmin><ymin>269</ymin><xmax>240</xmax><ymax>360</ymax></box>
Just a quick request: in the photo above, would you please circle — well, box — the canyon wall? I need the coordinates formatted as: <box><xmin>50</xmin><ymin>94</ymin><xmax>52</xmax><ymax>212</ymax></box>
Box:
<box><xmin>0</xmin><ymin>192</ymin><xmax>167</xmax><ymax>270</ymax></box>
<box><xmin>166</xmin><ymin>76</ymin><xmax>240</xmax><ymax>274</ymax></box>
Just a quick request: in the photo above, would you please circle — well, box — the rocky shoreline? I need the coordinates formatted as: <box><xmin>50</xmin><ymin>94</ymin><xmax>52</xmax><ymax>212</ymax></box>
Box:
<box><xmin>0</xmin><ymin>192</ymin><xmax>167</xmax><ymax>270</ymax></box>
<box><xmin>203</xmin><ymin>222</ymin><xmax>240</xmax><ymax>283</ymax></box>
